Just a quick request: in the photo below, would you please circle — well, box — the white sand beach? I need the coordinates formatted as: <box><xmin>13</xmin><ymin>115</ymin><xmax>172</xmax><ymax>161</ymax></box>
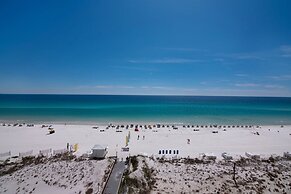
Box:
<box><xmin>0</xmin><ymin>123</ymin><xmax>290</xmax><ymax>160</ymax></box>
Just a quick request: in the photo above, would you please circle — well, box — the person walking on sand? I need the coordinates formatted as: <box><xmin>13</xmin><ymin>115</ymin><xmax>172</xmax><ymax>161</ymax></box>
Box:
<box><xmin>143</xmin><ymin>135</ymin><xmax>145</xmax><ymax>140</ymax></box>
<box><xmin>137</xmin><ymin>135</ymin><xmax>139</xmax><ymax>140</ymax></box>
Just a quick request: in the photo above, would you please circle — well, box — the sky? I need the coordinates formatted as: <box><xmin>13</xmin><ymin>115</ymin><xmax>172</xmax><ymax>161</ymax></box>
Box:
<box><xmin>0</xmin><ymin>0</ymin><xmax>291</xmax><ymax>96</ymax></box>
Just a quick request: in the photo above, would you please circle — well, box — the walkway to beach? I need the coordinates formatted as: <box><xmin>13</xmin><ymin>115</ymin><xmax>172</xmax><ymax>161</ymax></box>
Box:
<box><xmin>103</xmin><ymin>160</ymin><xmax>126</xmax><ymax>194</ymax></box>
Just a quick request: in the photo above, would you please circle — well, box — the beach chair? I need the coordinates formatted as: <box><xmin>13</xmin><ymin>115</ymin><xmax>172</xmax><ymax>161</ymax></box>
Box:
<box><xmin>222</xmin><ymin>152</ymin><xmax>233</xmax><ymax>160</ymax></box>
<box><xmin>283</xmin><ymin>152</ymin><xmax>291</xmax><ymax>159</ymax></box>
<box><xmin>245</xmin><ymin>152</ymin><xmax>260</xmax><ymax>160</ymax></box>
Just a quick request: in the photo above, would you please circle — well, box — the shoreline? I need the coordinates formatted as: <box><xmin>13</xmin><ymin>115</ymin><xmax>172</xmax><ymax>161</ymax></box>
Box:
<box><xmin>1</xmin><ymin>119</ymin><xmax>291</xmax><ymax>126</ymax></box>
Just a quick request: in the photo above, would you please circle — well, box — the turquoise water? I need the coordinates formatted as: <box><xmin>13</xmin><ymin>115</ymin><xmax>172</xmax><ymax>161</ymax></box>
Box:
<box><xmin>0</xmin><ymin>94</ymin><xmax>291</xmax><ymax>124</ymax></box>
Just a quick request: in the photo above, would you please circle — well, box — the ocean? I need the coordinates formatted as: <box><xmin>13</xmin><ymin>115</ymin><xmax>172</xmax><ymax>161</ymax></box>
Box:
<box><xmin>0</xmin><ymin>94</ymin><xmax>291</xmax><ymax>125</ymax></box>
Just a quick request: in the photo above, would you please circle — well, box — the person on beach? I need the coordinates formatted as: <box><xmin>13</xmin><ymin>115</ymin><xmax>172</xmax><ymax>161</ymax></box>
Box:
<box><xmin>143</xmin><ymin>135</ymin><xmax>145</xmax><ymax>140</ymax></box>
<box><xmin>137</xmin><ymin>135</ymin><xmax>139</xmax><ymax>140</ymax></box>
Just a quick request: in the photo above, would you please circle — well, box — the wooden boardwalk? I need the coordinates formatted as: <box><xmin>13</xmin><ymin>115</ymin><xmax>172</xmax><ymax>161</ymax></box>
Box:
<box><xmin>103</xmin><ymin>161</ymin><xmax>126</xmax><ymax>194</ymax></box>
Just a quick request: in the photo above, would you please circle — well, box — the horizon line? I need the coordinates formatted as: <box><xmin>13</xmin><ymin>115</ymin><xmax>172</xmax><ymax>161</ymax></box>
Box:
<box><xmin>0</xmin><ymin>93</ymin><xmax>290</xmax><ymax>98</ymax></box>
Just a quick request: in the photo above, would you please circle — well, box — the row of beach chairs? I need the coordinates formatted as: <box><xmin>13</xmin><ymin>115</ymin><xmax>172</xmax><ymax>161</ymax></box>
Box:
<box><xmin>158</xmin><ymin>149</ymin><xmax>179</xmax><ymax>155</ymax></box>
<box><xmin>0</xmin><ymin>148</ymin><xmax>69</xmax><ymax>160</ymax></box>
<box><xmin>156</xmin><ymin>151</ymin><xmax>291</xmax><ymax>161</ymax></box>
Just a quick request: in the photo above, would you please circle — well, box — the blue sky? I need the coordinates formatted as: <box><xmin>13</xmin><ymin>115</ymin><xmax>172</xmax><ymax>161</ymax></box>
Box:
<box><xmin>0</xmin><ymin>0</ymin><xmax>291</xmax><ymax>96</ymax></box>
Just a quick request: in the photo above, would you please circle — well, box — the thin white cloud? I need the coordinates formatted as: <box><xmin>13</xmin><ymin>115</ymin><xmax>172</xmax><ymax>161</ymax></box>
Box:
<box><xmin>111</xmin><ymin>65</ymin><xmax>157</xmax><ymax>71</ymax></box>
<box><xmin>128</xmin><ymin>58</ymin><xmax>202</xmax><ymax>64</ymax></box>
<box><xmin>141</xmin><ymin>86</ymin><xmax>178</xmax><ymax>90</ymax></box>
<box><xmin>161</xmin><ymin>47</ymin><xmax>207</xmax><ymax>52</ymax></box>
<box><xmin>78</xmin><ymin>85</ymin><xmax>198</xmax><ymax>92</ymax></box>
<box><xmin>213</xmin><ymin>58</ymin><xmax>225</xmax><ymax>62</ymax></box>
<box><xmin>216</xmin><ymin>53</ymin><xmax>265</xmax><ymax>60</ymax></box>
<box><xmin>267</xmin><ymin>75</ymin><xmax>291</xmax><ymax>81</ymax></box>
<box><xmin>235</xmin><ymin>83</ymin><xmax>260</xmax><ymax>87</ymax></box>
<box><xmin>94</xmin><ymin>85</ymin><xmax>135</xmax><ymax>89</ymax></box>
<box><xmin>200</xmin><ymin>87</ymin><xmax>290</xmax><ymax>97</ymax></box>
<box><xmin>151</xmin><ymin>86</ymin><xmax>173</xmax><ymax>90</ymax></box>
<box><xmin>234</xmin><ymin>83</ymin><xmax>285</xmax><ymax>89</ymax></box>
<box><xmin>280</xmin><ymin>45</ymin><xmax>291</xmax><ymax>57</ymax></box>
<box><xmin>140</xmin><ymin>86</ymin><xmax>199</xmax><ymax>93</ymax></box>
<box><xmin>235</xmin><ymin>55</ymin><xmax>264</xmax><ymax>60</ymax></box>
<box><xmin>82</xmin><ymin>85</ymin><xmax>176</xmax><ymax>91</ymax></box>
<box><xmin>235</xmin><ymin>74</ymin><xmax>248</xmax><ymax>77</ymax></box>
<box><xmin>94</xmin><ymin>85</ymin><xmax>112</xmax><ymax>89</ymax></box>
<box><xmin>264</xmin><ymin>85</ymin><xmax>284</xmax><ymax>89</ymax></box>
<box><xmin>141</xmin><ymin>86</ymin><xmax>150</xmax><ymax>89</ymax></box>
<box><xmin>180</xmin><ymin>88</ymin><xmax>198</xmax><ymax>92</ymax></box>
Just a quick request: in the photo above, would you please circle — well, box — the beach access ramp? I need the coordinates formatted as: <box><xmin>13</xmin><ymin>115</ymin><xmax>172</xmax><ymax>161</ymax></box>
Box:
<box><xmin>103</xmin><ymin>161</ymin><xmax>126</xmax><ymax>194</ymax></box>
